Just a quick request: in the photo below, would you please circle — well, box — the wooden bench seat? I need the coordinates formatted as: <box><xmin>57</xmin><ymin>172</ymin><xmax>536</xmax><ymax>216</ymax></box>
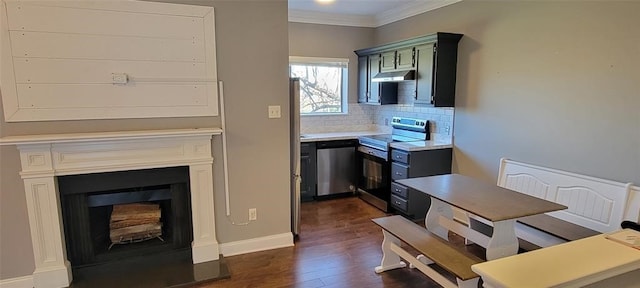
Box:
<box><xmin>465</xmin><ymin>213</ymin><xmax>600</xmax><ymax>252</ymax></box>
<box><xmin>518</xmin><ymin>214</ymin><xmax>600</xmax><ymax>242</ymax></box>
<box><xmin>372</xmin><ymin>215</ymin><xmax>483</xmax><ymax>288</ymax></box>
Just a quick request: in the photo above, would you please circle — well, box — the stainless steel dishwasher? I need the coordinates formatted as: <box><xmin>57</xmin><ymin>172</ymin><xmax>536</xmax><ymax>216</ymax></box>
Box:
<box><xmin>316</xmin><ymin>139</ymin><xmax>357</xmax><ymax>196</ymax></box>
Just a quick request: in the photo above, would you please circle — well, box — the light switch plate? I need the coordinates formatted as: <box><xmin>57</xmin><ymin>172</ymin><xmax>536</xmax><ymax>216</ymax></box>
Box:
<box><xmin>268</xmin><ymin>105</ymin><xmax>281</xmax><ymax>119</ymax></box>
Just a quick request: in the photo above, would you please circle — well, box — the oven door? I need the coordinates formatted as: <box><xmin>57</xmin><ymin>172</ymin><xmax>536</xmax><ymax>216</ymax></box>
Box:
<box><xmin>356</xmin><ymin>146</ymin><xmax>390</xmax><ymax>212</ymax></box>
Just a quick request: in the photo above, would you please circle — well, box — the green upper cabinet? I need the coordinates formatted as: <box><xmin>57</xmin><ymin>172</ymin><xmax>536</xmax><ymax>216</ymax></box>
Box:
<box><xmin>417</xmin><ymin>34</ymin><xmax>462</xmax><ymax>107</ymax></box>
<box><xmin>380</xmin><ymin>48</ymin><xmax>415</xmax><ymax>72</ymax></box>
<box><xmin>414</xmin><ymin>43</ymin><xmax>435</xmax><ymax>106</ymax></box>
<box><xmin>355</xmin><ymin>32</ymin><xmax>462</xmax><ymax>107</ymax></box>
<box><xmin>355</xmin><ymin>53</ymin><xmax>399</xmax><ymax>105</ymax></box>
<box><xmin>380</xmin><ymin>51</ymin><xmax>397</xmax><ymax>72</ymax></box>
<box><xmin>357</xmin><ymin>55</ymin><xmax>369</xmax><ymax>103</ymax></box>
<box><xmin>368</xmin><ymin>54</ymin><xmax>381</xmax><ymax>103</ymax></box>
<box><xmin>395</xmin><ymin>47</ymin><xmax>415</xmax><ymax>70</ymax></box>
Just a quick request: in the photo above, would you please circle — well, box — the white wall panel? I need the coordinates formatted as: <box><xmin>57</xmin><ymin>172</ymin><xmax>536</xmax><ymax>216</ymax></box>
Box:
<box><xmin>1</xmin><ymin>0</ymin><xmax>218</xmax><ymax>122</ymax></box>
<box><xmin>6</xmin><ymin>2</ymin><xmax>203</xmax><ymax>39</ymax></box>
<box><xmin>13</xmin><ymin>58</ymin><xmax>207</xmax><ymax>84</ymax></box>
<box><xmin>10</xmin><ymin>0</ymin><xmax>210</xmax><ymax>17</ymax></box>
<box><xmin>11</xmin><ymin>31</ymin><xmax>205</xmax><ymax>62</ymax></box>
<box><xmin>17</xmin><ymin>84</ymin><xmax>210</xmax><ymax>108</ymax></box>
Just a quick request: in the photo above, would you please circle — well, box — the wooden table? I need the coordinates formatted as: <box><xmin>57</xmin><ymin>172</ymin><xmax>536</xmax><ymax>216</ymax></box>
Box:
<box><xmin>397</xmin><ymin>174</ymin><xmax>567</xmax><ymax>260</ymax></box>
<box><xmin>471</xmin><ymin>232</ymin><xmax>640</xmax><ymax>288</ymax></box>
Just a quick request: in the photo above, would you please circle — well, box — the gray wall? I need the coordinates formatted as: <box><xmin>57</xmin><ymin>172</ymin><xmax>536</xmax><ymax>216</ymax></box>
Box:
<box><xmin>0</xmin><ymin>0</ymin><xmax>290</xmax><ymax>279</ymax></box>
<box><xmin>375</xmin><ymin>1</ymin><xmax>640</xmax><ymax>184</ymax></box>
<box><xmin>3</xmin><ymin>0</ymin><xmax>639</xmax><ymax>281</ymax></box>
<box><xmin>289</xmin><ymin>23</ymin><xmax>374</xmax><ymax>103</ymax></box>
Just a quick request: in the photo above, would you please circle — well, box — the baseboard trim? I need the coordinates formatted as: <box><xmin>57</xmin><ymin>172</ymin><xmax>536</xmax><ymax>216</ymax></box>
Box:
<box><xmin>0</xmin><ymin>275</ymin><xmax>34</xmax><ymax>288</ymax></box>
<box><xmin>219</xmin><ymin>232</ymin><xmax>293</xmax><ymax>257</ymax></box>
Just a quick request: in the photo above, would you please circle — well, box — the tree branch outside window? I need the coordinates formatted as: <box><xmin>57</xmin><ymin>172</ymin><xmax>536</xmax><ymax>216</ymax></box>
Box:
<box><xmin>290</xmin><ymin>59</ymin><xmax>347</xmax><ymax>115</ymax></box>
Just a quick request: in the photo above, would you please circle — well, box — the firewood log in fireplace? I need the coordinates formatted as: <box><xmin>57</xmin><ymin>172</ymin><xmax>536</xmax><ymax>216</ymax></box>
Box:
<box><xmin>109</xmin><ymin>203</ymin><xmax>163</xmax><ymax>246</ymax></box>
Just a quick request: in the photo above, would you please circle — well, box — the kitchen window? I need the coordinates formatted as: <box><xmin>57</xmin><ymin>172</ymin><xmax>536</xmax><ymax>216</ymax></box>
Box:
<box><xmin>289</xmin><ymin>57</ymin><xmax>348</xmax><ymax>115</ymax></box>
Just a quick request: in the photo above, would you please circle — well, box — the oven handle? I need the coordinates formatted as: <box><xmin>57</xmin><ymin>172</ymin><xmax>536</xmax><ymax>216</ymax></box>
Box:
<box><xmin>357</xmin><ymin>145</ymin><xmax>388</xmax><ymax>161</ymax></box>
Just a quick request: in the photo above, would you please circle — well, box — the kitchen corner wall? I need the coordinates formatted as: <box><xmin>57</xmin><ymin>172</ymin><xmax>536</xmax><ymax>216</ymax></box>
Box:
<box><xmin>376</xmin><ymin>1</ymin><xmax>640</xmax><ymax>184</ymax></box>
<box><xmin>292</xmin><ymin>1</ymin><xmax>640</xmax><ymax>187</ymax></box>
<box><xmin>290</xmin><ymin>23</ymin><xmax>454</xmax><ymax>141</ymax></box>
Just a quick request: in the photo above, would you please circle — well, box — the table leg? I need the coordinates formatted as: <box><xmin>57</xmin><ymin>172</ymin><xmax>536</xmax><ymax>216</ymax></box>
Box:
<box><xmin>425</xmin><ymin>197</ymin><xmax>452</xmax><ymax>241</ymax></box>
<box><xmin>486</xmin><ymin>219</ymin><xmax>519</xmax><ymax>260</ymax></box>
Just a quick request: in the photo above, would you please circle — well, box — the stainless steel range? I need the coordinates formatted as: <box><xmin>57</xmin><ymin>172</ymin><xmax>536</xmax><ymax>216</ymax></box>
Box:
<box><xmin>356</xmin><ymin>117</ymin><xmax>430</xmax><ymax>211</ymax></box>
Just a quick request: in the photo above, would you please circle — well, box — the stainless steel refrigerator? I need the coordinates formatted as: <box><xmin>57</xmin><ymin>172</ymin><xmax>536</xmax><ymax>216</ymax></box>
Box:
<box><xmin>290</xmin><ymin>78</ymin><xmax>302</xmax><ymax>236</ymax></box>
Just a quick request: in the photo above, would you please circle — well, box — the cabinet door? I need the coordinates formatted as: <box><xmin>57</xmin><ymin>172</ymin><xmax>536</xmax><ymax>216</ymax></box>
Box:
<box><xmin>300</xmin><ymin>151</ymin><xmax>311</xmax><ymax>199</ymax></box>
<box><xmin>380</xmin><ymin>51</ymin><xmax>396</xmax><ymax>72</ymax></box>
<box><xmin>396</xmin><ymin>47</ymin><xmax>415</xmax><ymax>70</ymax></box>
<box><xmin>414</xmin><ymin>43</ymin><xmax>435</xmax><ymax>105</ymax></box>
<box><xmin>357</xmin><ymin>55</ymin><xmax>369</xmax><ymax>103</ymax></box>
<box><xmin>368</xmin><ymin>54</ymin><xmax>381</xmax><ymax>103</ymax></box>
<box><xmin>300</xmin><ymin>143</ymin><xmax>316</xmax><ymax>201</ymax></box>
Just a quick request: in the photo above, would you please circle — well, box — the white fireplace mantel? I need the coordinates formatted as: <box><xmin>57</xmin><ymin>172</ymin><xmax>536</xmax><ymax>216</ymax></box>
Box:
<box><xmin>0</xmin><ymin>128</ymin><xmax>223</xmax><ymax>288</ymax></box>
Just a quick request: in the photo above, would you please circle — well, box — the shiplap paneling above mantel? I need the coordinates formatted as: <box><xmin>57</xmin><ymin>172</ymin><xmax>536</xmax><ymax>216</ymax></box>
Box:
<box><xmin>0</xmin><ymin>0</ymin><xmax>219</xmax><ymax>122</ymax></box>
<box><xmin>288</xmin><ymin>0</ymin><xmax>462</xmax><ymax>28</ymax></box>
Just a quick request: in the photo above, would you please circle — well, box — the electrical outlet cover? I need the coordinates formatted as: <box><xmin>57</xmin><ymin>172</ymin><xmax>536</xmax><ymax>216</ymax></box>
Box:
<box><xmin>268</xmin><ymin>106</ymin><xmax>281</xmax><ymax>119</ymax></box>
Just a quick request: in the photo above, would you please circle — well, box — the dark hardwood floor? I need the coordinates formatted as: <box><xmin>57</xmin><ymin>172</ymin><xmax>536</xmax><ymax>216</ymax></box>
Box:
<box><xmin>196</xmin><ymin>196</ymin><xmax>481</xmax><ymax>288</ymax></box>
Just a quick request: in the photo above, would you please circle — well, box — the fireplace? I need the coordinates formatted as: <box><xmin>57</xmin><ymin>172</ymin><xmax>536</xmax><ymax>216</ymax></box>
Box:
<box><xmin>1</xmin><ymin>128</ymin><xmax>222</xmax><ymax>288</ymax></box>
<box><xmin>59</xmin><ymin>167</ymin><xmax>192</xmax><ymax>268</ymax></box>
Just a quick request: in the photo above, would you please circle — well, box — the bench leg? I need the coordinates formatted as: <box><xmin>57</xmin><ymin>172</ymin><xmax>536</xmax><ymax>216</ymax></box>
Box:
<box><xmin>456</xmin><ymin>277</ymin><xmax>479</xmax><ymax>288</ymax></box>
<box><xmin>374</xmin><ymin>230</ymin><xmax>406</xmax><ymax>273</ymax></box>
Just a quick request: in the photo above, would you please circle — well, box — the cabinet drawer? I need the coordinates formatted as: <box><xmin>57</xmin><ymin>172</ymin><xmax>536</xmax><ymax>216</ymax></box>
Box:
<box><xmin>391</xmin><ymin>150</ymin><xmax>409</xmax><ymax>164</ymax></box>
<box><xmin>391</xmin><ymin>182</ymin><xmax>408</xmax><ymax>198</ymax></box>
<box><xmin>391</xmin><ymin>162</ymin><xmax>409</xmax><ymax>180</ymax></box>
<box><xmin>390</xmin><ymin>194</ymin><xmax>408</xmax><ymax>213</ymax></box>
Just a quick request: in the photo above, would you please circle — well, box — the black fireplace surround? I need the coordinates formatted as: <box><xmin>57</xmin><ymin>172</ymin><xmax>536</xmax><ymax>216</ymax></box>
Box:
<box><xmin>58</xmin><ymin>166</ymin><xmax>193</xmax><ymax>268</ymax></box>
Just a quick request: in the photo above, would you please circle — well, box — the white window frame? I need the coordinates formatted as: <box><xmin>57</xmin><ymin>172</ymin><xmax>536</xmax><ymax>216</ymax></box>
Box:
<box><xmin>289</xmin><ymin>56</ymin><xmax>349</xmax><ymax>116</ymax></box>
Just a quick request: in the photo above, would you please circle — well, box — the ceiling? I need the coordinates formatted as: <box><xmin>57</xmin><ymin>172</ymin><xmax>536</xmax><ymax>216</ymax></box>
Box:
<box><xmin>288</xmin><ymin>0</ymin><xmax>462</xmax><ymax>27</ymax></box>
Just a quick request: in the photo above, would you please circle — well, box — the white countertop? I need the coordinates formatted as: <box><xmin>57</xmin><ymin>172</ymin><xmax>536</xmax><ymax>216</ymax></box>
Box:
<box><xmin>390</xmin><ymin>139</ymin><xmax>453</xmax><ymax>151</ymax></box>
<box><xmin>300</xmin><ymin>131</ymin><xmax>453</xmax><ymax>151</ymax></box>
<box><xmin>300</xmin><ymin>131</ymin><xmax>387</xmax><ymax>142</ymax></box>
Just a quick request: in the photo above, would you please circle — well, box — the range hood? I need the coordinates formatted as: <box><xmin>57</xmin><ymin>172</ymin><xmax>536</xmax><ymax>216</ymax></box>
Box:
<box><xmin>371</xmin><ymin>70</ymin><xmax>415</xmax><ymax>82</ymax></box>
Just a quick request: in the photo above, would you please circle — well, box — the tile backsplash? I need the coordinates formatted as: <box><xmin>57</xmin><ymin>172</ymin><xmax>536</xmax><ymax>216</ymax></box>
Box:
<box><xmin>300</xmin><ymin>88</ymin><xmax>454</xmax><ymax>141</ymax></box>
<box><xmin>300</xmin><ymin>104</ymin><xmax>379</xmax><ymax>134</ymax></box>
<box><xmin>374</xmin><ymin>104</ymin><xmax>454</xmax><ymax>140</ymax></box>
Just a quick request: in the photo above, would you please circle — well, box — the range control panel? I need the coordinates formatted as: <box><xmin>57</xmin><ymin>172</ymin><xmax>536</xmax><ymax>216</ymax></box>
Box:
<box><xmin>391</xmin><ymin>117</ymin><xmax>428</xmax><ymax>132</ymax></box>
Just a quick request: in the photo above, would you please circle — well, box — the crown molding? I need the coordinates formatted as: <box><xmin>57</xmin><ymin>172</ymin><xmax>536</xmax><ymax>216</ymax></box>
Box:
<box><xmin>288</xmin><ymin>0</ymin><xmax>463</xmax><ymax>28</ymax></box>
<box><xmin>288</xmin><ymin>9</ymin><xmax>377</xmax><ymax>27</ymax></box>
<box><xmin>376</xmin><ymin>0</ymin><xmax>463</xmax><ymax>26</ymax></box>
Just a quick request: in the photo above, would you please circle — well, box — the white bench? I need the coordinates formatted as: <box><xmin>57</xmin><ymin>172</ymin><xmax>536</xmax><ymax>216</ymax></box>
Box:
<box><xmin>498</xmin><ymin>158</ymin><xmax>639</xmax><ymax>248</ymax></box>
<box><xmin>372</xmin><ymin>215</ymin><xmax>483</xmax><ymax>288</ymax></box>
